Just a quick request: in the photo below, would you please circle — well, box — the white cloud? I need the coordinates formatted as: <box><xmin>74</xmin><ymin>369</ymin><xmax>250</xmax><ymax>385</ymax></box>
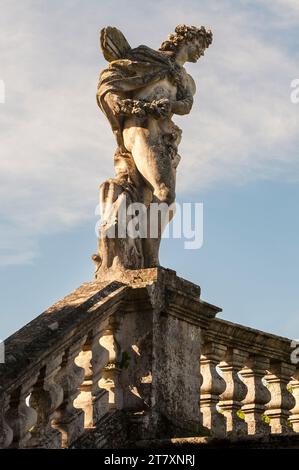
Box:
<box><xmin>0</xmin><ymin>0</ymin><xmax>298</xmax><ymax>265</ymax></box>
<box><xmin>260</xmin><ymin>0</ymin><xmax>299</xmax><ymax>23</ymax></box>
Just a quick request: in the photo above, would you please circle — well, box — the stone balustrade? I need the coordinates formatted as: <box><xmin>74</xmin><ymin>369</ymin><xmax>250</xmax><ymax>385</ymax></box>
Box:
<box><xmin>0</xmin><ymin>268</ymin><xmax>298</xmax><ymax>448</ymax></box>
<box><xmin>202</xmin><ymin>318</ymin><xmax>298</xmax><ymax>439</ymax></box>
<box><xmin>0</xmin><ymin>280</ymin><xmax>128</xmax><ymax>448</ymax></box>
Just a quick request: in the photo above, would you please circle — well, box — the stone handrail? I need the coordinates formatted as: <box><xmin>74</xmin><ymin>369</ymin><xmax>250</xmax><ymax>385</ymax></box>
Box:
<box><xmin>201</xmin><ymin>317</ymin><xmax>299</xmax><ymax>438</ymax></box>
<box><xmin>0</xmin><ymin>268</ymin><xmax>298</xmax><ymax>448</ymax></box>
<box><xmin>0</xmin><ymin>280</ymin><xmax>129</xmax><ymax>448</ymax></box>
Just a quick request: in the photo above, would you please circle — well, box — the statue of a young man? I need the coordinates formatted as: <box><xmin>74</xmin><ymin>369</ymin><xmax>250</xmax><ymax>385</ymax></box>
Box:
<box><xmin>94</xmin><ymin>25</ymin><xmax>212</xmax><ymax>275</ymax></box>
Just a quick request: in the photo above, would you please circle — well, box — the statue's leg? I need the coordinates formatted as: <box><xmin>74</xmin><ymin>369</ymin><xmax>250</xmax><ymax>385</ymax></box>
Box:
<box><xmin>123</xmin><ymin>125</ymin><xmax>176</xmax><ymax>267</ymax></box>
<box><xmin>124</xmin><ymin>126</ymin><xmax>176</xmax><ymax>203</ymax></box>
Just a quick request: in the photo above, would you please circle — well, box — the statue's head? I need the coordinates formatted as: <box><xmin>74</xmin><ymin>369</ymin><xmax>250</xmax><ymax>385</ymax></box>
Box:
<box><xmin>160</xmin><ymin>24</ymin><xmax>213</xmax><ymax>62</ymax></box>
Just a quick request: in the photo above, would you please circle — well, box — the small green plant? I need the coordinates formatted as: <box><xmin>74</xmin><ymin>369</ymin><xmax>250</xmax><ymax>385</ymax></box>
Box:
<box><xmin>262</xmin><ymin>414</ymin><xmax>271</xmax><ymax>424</ymax></box>
<box><xmin>117</xmin><ymin>351</ymin><xmax>131</xmax><ymax>370</ymax></box>
<box><xmin>287</xmin><ymin>419</ymin><xmax>293</xmax><ymax>430</ymax></box>
<box><xmin>237</xmin><ymin>409</ymin><xmax>245</xmax><ymax>420</ymax></box>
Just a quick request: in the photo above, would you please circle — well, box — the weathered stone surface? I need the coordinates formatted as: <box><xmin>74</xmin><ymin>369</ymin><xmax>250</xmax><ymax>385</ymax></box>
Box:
<box><xmin>200</xmin><ymin>342</ymin><xmax>227</xmax><ymax>437</ymax></box>
<box><xmin>0</xmin><ymin>395</ymin><xmax>13</xmax><ymax>448</ymax></box>
<box><xmin>241</xmin><ymin>356</ymin><xmax>271</xmax><ymax>435</ymax></box>
<box><xmin>29</xmin><ymin>355</ymin><xmax>64</xmax><ymax>448</ymax></box>
<box><xmin>0</xmin><ymin>268</ymin><xmax>219</xmax><ymax>448</ymax></box>
<box><xmin>265</xmin><ymin>362</ymin><xmax>296</xmax><ymax>434</ymax></box>
<box><xmin>289</xmin><ymin>370</ymin><xmax>299</xmax><ymax>432</ymax></box>
<box><xmin>0</xmin><ymin>267</ymin><xmax>298</xmax><ymax>448</ymax></box>
<box><xmin>132</xmin><ymin>434</ymin><xmax>299</xmax><ymax>449</ymax></box>
<box><xmin>218</xmin><ymin>348</ymin><xmax>248</xmax><ymax>436</ymax></box>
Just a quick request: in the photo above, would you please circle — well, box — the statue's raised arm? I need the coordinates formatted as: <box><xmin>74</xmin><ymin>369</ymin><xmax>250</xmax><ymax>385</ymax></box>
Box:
<box><xmin>94</xmin><ymin>25</ymin><xmax>213</xmax><ymax>277</ymax></box>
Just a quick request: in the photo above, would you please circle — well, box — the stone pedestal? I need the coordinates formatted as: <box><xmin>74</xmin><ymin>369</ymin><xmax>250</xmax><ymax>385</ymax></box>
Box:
<box><xmin>98</xmin><ymin>267</ymin><xmax>221</xmax><ymax>441</ymax></box>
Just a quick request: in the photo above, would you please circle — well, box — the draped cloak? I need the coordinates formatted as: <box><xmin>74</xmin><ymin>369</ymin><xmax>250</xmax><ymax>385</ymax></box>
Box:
<box><xmin>96</xmin><ymin>45</ymin><xmax>183</xmax><ymax>150</ymax></box>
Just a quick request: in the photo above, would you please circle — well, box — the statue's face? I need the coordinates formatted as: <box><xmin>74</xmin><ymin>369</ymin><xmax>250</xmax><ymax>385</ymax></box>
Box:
<box><xmin>185</xmin><ymin>39</ymin><xmax>205</xmax><ymax>63</ymax></box>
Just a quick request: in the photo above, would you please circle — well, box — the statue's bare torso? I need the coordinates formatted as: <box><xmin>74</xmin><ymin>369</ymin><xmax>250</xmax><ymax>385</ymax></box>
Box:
<box><xmin>123</xmin><ymin>70</ymin><xmax>195</xmax><ymax>204</ymax></box>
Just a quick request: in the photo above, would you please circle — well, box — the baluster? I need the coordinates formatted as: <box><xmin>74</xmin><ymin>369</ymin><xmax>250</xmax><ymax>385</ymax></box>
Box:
<box><xmin>51</xmin><ymin>340</ymin><xmax>86</xmax><ymax>447</ymax></box>
<box><xmin>265</xmin><ymin>361</ymin><xmax>296</xmax><ymax>434</ymax></box>
<box><xmin>240</xmin><ymin>355</ymin><xmax>271</xmax><ymax>435</ymax></box>
<box><xmin>289</xmin><ymin>369</ymin><xmax>299</xmax><ymax>432</ymax></box>
<box><xmin>29</xmin><ymin>355</ymin><xmax>64</xmax><ymax>448</ymax></box>
<box><xmin>97</xmin><ymin>327</ymin><xmax>121</xmax><ymax>415</ymax></box>
<box><xmin>73</xmin><ymin>324</ymin><xmax>122</xmax><ymax>428</ymax></box>
<box><xmin>94</xmin><ymin>324</ymin><xmax>122</xmax><ymax>422</ymax></box>
<box><xmin>200</xmin><ymin>342</ymin><xmax>227</xmax><ymax>436</ymax></box>
<box><xmin>0</xmin><ymin>394</ymin><xmax>13</xmax><ymax>448</ymax></box>
<box><xmin>73</xmin><ymin>340</ymin><xmax>93</xmax><ymax>428</ymax></box>
<box><xmin>218</xmin><ymin>348</ymin><xmax>248</xmax><ymax>436</ymax></box>
<box><xmin>5</xmin><ymin>377</ymin><xmax>38</xmax><ymax>448</ymax></box>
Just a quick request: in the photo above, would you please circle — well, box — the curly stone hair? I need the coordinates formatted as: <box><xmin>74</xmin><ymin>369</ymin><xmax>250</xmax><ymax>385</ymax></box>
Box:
<box><xmin>160</xmin><ymin>24</ymin><xmax>213</xmax><ymax>52</ymax></box>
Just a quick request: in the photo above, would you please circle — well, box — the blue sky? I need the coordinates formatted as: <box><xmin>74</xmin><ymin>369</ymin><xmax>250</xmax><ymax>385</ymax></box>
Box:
<box><xmin>0</xmin><ymin>0</ymin><xmax>298</xmax><ymax>339</ymax></box>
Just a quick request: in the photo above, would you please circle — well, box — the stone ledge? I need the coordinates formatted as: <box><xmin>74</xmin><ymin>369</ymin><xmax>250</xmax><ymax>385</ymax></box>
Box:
<box><xmin>95</xmin><ymin>267</ymin><xmax>201</xmax><ymax>299</ymax></box>
<box><xmin>206</xmin><ymin>318</ymin><xmax>292</xmax><ymax>362</ymax></box>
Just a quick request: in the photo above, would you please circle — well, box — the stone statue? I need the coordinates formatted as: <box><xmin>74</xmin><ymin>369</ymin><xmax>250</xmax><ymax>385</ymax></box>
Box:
<box><xmin>93</xmin><ymin>24</ymin><xmax>213</xmax><ymax>277</ymax></box>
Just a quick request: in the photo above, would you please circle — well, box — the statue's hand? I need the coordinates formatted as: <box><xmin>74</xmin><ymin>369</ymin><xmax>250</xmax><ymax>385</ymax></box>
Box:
<box><xmin>170</xmin><ymin>94</ymin><xmax>194</xmax><ymax>116</ymax></box>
